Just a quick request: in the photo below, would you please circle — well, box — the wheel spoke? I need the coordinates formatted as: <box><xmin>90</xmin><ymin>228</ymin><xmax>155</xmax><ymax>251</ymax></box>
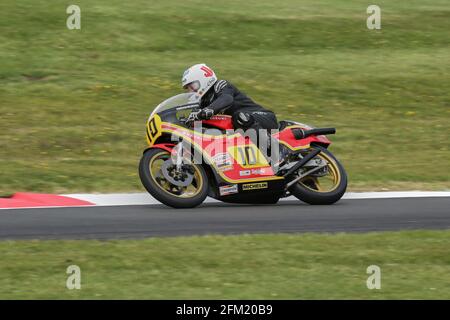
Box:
<box><xmin>312</xmin><ymin>177</ymin><xmax>323</xmax><ymax>192</ymax></box>
<box><xmin>149</xmin><ymin>152</ymin><xmax>202</xmax><ymax>198</ymax></box>
<box><xmin>297</xmin><ymin>152</ymin><xmax>340</xmax><ymax>193</ymax></box>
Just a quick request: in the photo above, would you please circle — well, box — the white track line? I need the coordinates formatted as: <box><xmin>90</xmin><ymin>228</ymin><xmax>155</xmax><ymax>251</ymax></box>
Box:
<box><xmin>63</xmin><ymin>191</ymin><xmax>450</xmax><ymax>207</ymax></box>
<box><xmin>64</xmin><ymin>193</ymin><xmax>221</xmax><ymax>206</ymax></box>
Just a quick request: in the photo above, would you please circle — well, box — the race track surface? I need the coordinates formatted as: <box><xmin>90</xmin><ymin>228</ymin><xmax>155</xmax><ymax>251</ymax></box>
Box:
<box><xmin>0</xmin><ymin>197</ymin><xmax>449</xmax><ymax>240</ymax></box>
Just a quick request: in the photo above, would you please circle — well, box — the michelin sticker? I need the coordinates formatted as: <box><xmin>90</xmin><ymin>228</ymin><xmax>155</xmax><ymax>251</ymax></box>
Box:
<box><xmin>242</xmin><ymin>182</ymin><xmax>268</xmax><ymax>191</ymax></box>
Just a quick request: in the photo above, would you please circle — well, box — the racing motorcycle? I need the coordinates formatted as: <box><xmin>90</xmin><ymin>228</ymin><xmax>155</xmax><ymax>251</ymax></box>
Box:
<box><xmin>139</xmin><ymin>93</ymin><xmax>347</xmax><ymax>208</ymax></box>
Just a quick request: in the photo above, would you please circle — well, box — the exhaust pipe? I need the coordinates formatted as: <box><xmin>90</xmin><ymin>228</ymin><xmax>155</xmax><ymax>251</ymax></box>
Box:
<box><xmin>283</xmin><ymin>148</ymin><xmax>321</xmax><ymax>178</ymax></box>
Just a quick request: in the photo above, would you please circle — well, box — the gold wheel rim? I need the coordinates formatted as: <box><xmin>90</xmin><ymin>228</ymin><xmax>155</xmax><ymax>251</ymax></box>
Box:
<box><xmin>149</xmin><ymin>152</ymin><xmax>204</xmax><ymax>198</ymax></box>
<box><xmin>298</xmin><ymin>151</ymin><xmax>341</xmax><ymax>193</ymax></box>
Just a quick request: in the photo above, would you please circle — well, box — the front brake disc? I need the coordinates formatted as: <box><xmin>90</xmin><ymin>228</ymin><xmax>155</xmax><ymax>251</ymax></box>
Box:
<box><xmin>161</xmin><ymin>160</ymin><xmax>194</xmax><ymax>187</ymax></box>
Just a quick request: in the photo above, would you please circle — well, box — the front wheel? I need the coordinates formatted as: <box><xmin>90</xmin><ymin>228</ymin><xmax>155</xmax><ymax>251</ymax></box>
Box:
<box><xmin>139</xmin><ymin>148</ymin><xmax>209</xmax><ymax>208</ymax></box>
<box><xmin>289</xmin><ymin>146</ymin><xmax>347</xmax><ymax>205</ymax></box>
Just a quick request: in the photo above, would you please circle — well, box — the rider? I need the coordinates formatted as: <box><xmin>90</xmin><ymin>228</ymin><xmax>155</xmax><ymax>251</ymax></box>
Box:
<box><xmin>181</xmin><ymin>63</ymin><xmax>279</xmax><ymax>138</ymax></box>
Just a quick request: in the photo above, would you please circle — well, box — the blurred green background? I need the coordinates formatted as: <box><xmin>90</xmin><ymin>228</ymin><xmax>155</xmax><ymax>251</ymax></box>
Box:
<box><xmin>0</xmin><ymin>0</ymin><xmax>449</xmax><ymax>301</ymax></box>
<box><xmin>1</xmin><ymin>0</ymin><xmax>449</xmax><ymax>193</ymax></box>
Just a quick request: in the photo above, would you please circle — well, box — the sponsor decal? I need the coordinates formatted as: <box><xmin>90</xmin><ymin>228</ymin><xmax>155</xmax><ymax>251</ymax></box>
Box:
<box><xmin>239</xmin><ymin>170</ymin><xmax>251</xmax><ymax>177</ymax></box>
<box><xmin>219</xmin><ymin>165</ymin><xmax>233</xmax><ymax>172</ymax></box>
<box><xmin>242</xmin><ymin>182</ymin><xmax>268</xmax><ymax>191</ymax></box>
<box><xmin>219</xmin><ymin>184</ymin><xmax>238</xmax><ymax>196</ymax></box>
<box><xmin>251</xmin><ymin>168</ymin><xmax>266</xmax><ymax>175</ymax></box>
<box><xmin>213</xmin><ymin>152</ymin><xmax>232</xmax><ymax>167</ymax></box>
<box><xmin>210</xmin><ymin>115</ymin><xmax>230</xmax><ymax>120</ymax></box>
<box><xmin>213</xmin><ymin>152</ymin><xmax>233</xmax><ymax>172</ymax></box>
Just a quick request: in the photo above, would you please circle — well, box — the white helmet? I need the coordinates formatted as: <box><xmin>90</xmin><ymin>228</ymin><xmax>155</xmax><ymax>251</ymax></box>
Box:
<box><xmin>181</xmin><ymin>63</ymin><xmax>217</xmax><ymax>98</ymax></box>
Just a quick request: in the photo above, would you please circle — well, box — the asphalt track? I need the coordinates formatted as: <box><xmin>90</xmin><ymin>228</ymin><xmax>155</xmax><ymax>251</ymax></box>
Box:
<box><xmin>0</xmin><ymin>197</ymin><xmax>449</xmax><ymax>240</ymax></box>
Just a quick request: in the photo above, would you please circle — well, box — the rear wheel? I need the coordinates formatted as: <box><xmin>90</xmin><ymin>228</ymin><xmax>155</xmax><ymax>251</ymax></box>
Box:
<box><xmin>289</xmin><ymin>146</ymin><xmax>347</xmax><ymax>205</ymax></box>
<box><xmin>139</xmin><ymin>148</ymin><xmax>209</xmax><ymax>208</ymax></box>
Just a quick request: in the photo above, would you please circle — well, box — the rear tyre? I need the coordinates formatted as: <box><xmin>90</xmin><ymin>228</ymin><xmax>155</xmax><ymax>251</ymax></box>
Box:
<box><xmin>289</xmin><ymin>146</ymin><xmax>347</xmax><ymax>205</ymax></box>
<box><xmin>139</xmin><ymin>148</ymin><xmax>209</xmax><ymax>208</ymax></box>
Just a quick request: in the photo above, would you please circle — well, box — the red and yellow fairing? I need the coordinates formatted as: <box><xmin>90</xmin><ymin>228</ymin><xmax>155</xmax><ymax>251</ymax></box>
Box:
<box><xmin>272</xmin><ymin>125</ymin><xmax>331</xmax><ymax>150</ymax></box>
<box><xmin>146</xmin><ymin>114</ymin><xmax>330</xmax><ymax>184</ymax></box>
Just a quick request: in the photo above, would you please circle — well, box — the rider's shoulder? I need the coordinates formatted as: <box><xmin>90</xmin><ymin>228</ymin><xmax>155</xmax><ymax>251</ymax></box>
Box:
<box><xmin>214</xmin><ymin>79</ymin><xmax>233</xmax><ymax>93</ymax></box>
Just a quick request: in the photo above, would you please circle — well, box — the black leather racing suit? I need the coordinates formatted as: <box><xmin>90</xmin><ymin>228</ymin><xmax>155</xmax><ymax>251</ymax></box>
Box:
<box><xmin>200</xmin><ymin>80</ymin><xmax>278</xmax><ymax>131</ymax></box>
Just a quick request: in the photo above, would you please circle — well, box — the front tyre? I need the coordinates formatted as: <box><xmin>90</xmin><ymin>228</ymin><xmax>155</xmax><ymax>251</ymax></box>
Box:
<box><xmin>289</xmin><ymin>146</ymin><xmax>347</xmax><ymax>205</ymax></box>
<box><xmin>139</xmin><ymin>148</ymin><xmax>209</xmax><ymax>208</ymax></box>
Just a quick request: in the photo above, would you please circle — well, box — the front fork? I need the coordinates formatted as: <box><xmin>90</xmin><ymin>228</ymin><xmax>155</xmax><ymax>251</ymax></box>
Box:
<box><xmin>172</xmin><ymin>142</ymin><xmax>184</xmax><ymax>171</ymax></box>
<box><xmin>170</xmin><ymin>140</ymin><xmax>197</xmax><ymax>175</ymax></box>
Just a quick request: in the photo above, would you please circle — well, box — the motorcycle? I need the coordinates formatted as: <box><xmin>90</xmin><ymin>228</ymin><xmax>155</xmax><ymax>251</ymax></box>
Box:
<box><xmin>139</xmin><ymin>93</ymin><xmax>347</xmax><ymax>208</ymax></box>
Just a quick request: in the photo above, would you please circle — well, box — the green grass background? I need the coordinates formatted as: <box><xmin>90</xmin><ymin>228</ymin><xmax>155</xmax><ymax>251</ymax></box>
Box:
<box><xmin>0</xmin><ymin>1</ymin><xmax>449</xmax><ymax>300</ymax></box>
<box><xmin>1</xmin><ymin>0</ymin><xmax>449</xmax><ymax>194</ymax></box>
<box><xmin>0</xmin><ymin>231</ymin><xmax>449</xmax><ymax>299</ymax></box>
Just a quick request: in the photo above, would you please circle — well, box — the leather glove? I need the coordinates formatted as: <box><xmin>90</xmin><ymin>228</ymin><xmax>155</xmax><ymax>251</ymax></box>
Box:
<box><xmin>198</xmin><ymin>108</ymin><xmax>214</xmax><ymax>120</ymax></box>
<box><xmin>185</xmin><ymin>108</ymin><xmax>214</xmax><ymax>126</ymax></box>
<box><xmin>185</xmin><ymin>110</ymin><xmax>200</xmax><ymax>126</ymax></box>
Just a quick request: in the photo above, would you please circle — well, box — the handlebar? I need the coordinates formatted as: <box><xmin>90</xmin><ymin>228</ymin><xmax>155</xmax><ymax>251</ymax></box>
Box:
<box><xmin>292</xmin><ymin>127</ymin><xmax>336</xmax><ymax>139</ymax></box>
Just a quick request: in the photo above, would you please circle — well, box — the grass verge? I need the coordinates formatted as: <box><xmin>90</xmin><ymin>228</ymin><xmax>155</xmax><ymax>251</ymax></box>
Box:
<box><xmin>0</xmin><ymin>230</ymin><xmax>449</xmax><ymax>299</ymax></box>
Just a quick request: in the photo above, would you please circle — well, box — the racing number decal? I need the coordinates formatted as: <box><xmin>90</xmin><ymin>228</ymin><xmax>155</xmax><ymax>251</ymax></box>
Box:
<box><xmin>146</xmin><ymin>114</ymin><xmax>162</xmax><ymax>146</ymax></box>
<box><xmin>228</xmin><ymin>145</ymin><xmax>269</xmax><ymax>168</ymax></box>
<box><xmin>148</xmin><ymin>118</ymin><xmax>158</xmax><ymax>137</ymax></box>
<box><xmin>238</xmin><ymin>146</ymin><xmax>257</xmax><ymax>166</ymax></box>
